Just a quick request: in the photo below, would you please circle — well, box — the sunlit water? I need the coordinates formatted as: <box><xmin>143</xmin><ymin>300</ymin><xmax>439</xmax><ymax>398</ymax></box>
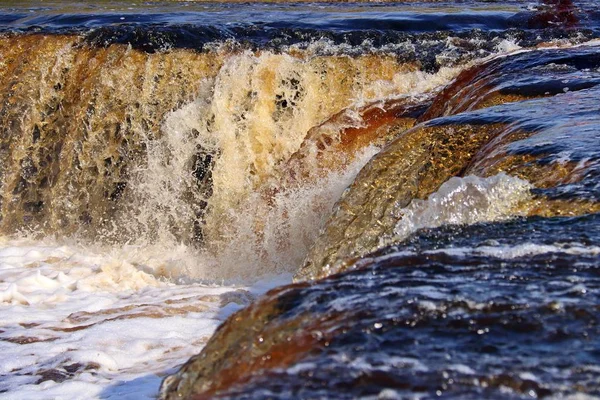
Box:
<box><xmin>1</xmin><ymin>1</ymin><xmax>599</xmax><ymax>399</ymax></box>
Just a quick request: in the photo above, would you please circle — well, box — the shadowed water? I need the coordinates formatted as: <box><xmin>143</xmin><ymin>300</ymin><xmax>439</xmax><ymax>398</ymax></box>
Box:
<box><xmin>224</xmin><ymin>217</ymin><xmax>600</xmax><ymax>399</ymax></box>
<box><xmin>214</xmin><ymin>219</ymin><xmax>600</xmax><ymax>399</ymax></box>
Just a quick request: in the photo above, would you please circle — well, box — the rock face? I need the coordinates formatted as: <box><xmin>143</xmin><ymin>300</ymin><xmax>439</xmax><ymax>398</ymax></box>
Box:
<box><xmin>160</xmin><ymin>44</ymin><xmax>600</xmax><ymax>399</ymax></box>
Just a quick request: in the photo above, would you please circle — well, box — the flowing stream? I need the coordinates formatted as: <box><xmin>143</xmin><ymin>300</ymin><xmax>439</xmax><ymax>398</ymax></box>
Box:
<box><xmin>0</xmin><ymin>1</ymin><xmax>599</xmax><ymax>399</ymax></box>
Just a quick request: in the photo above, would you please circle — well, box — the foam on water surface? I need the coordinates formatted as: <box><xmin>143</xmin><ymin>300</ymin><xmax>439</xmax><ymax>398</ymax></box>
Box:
<box><xmin>0</xmin><ymin>238</ymin><xmax>291</xmax><ymax>399</ymax></box>
<box><xmin>426</xmin><ymin>242</ymin><xmax>600</xmax><ymax>259</ymax></box>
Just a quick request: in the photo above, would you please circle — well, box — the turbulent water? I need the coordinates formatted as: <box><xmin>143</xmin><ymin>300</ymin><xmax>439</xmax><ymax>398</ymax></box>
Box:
<box><xmin>0</xmin><ymin>1</ymin><xmax>599</xmax><ymax>399</ymax></box>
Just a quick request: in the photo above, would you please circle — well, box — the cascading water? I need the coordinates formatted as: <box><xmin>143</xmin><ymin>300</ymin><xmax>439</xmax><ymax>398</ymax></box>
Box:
<box><xmin>1</xmin><ymin>1</ymin><xmax>599</xmax><ymax>399</ymax></box>
<box><xmin>0</xmin><ymin>33</ymin><xmax>465</xmax><ymax>281</ymax></box>
<box><xmin>120</xmin><ymin>52</ymin><xmax>464</xmax><ymax>279</ymax></box>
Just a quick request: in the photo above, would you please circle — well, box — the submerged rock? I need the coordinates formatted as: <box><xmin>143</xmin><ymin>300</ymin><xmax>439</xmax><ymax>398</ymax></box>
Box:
<box><xmin>160</xmin><ymin>216</ymin><xmax>600</xmax><ymax>400</ymax></box>
<box><xmin>298</xmin><ymin>45</ymin><xmax>600</xmax><ymax>280</ymax></box>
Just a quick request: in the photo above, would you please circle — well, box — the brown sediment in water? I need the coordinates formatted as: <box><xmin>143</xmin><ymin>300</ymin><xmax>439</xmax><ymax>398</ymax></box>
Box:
<box><xmin>0</xmin><ymin>34</ymin><xmax>223</xmax><ymax>239</ymax></box>
<box><xmin>295</xmin><ymin>122</ymin><xmax>507</xmax><ymax>281</ymax></box>
<box><xmin>0</xmin><ymin>33</ymin><xmax>425</xmax><ymax>251</ymax></box>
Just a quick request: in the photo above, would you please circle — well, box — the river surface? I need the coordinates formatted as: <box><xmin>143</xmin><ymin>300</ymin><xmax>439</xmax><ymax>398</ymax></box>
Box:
<box><xmin>0</xmin><ymin>1</ymin><xmax>598</xmax><ymax>399</ymax></box>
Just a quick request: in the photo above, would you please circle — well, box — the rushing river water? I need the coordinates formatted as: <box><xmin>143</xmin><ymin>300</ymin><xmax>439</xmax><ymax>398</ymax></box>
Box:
<box><xmin>0</xmin><ymin>1</ymin><xmax>599</xmax><ymax>399</ymax></box>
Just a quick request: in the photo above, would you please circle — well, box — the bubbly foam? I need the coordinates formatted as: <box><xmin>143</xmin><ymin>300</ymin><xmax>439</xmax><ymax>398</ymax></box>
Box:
<box><xmin>387</xmin><ymin>173</ymin><xmax>533</xmax><ymax>245</ymax></box>
<box><xmin>427</xmin><ymin>243</ymin><xmax>600</xmax><ymax>259</ymax></box>
<box><xmin>0</xmin><ymin>239</ymin><xmax>289</xmax><ymax>398</ymax></box>
<box><xmin>115</xmin><ymin>51</ymin><xmax>461</xmax><ymax>281</ymax></box>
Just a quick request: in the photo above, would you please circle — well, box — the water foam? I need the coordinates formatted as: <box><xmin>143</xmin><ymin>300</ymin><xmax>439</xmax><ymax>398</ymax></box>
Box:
<box><xmin>387</xmin><ymin>173</ymin><xmax>533</xmax><ymax>245</ymax></box>
<box><xmin>427</xmin><ymin>243</ymin><xmax>600</xmax><ymax>259</ymax></box>
<box><xmin>0</xmin><ymin>239</ymin><xmax>289</xmax><ymax>399</ymax></box>
<box><xmin>116</xmin><ymin>50</ymin><xmax>461</xmax><ymax>281</ymax></box>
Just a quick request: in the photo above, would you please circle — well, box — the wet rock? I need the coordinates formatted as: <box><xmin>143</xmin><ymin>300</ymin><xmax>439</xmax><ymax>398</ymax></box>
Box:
<box><xmin>283</xmin><ymin>97</ymin><xmax>426</xmax><ymax>183</ymax></box>
<box><xmin>160</xmin><ymin>225</ymin><xmax>600</xmax><ymax>399</ymax></box>
<box><xmin>298</xmin><ymin>45</ymin><xmax>600</xmax><ymax>281</ymax></box>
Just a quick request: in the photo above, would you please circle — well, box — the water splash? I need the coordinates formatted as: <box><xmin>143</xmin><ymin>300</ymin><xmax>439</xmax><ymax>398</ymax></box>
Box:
<box><xmin>113</xmin><ymin>51</ymin><xmax>459</xmax><ymax>280</ymax></box>
<box><xmin>388</xmin><ymin>173</ymin><xmax>533</xmax><ymax>245</ymax></box>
